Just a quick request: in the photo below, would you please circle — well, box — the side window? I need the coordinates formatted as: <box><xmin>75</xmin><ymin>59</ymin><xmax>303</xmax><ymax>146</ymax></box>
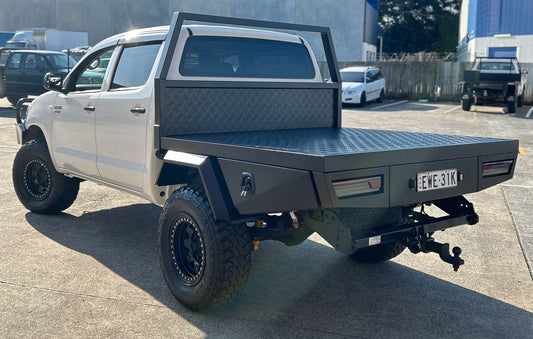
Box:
<box><xmin>73</xmin><ymin>48</ymin><xmax>115</xmax><ymax>92</ymax></box>
<box><xmin>0</xmin><ymin>52</ymin><xmax>9</xmax><ymax>67</ymax></box>
<box><xmin>111</xmin><ymin>43</ymin><xmax>161</xmax><ymax>89</ymax></box>
<box><xmin>23</xmin><ymin>54</ymin><xmax>46</xmax><ymax>70</ymax></box>
<box><xmin>375</xmin><ymin>71</ymin><xmax>384</xmax><ymax>80</ymax></box>
<box><xmin>365</xmin><ymin>70</ymin><xmax>374</xmax><ymax>83</ymax></box>
<box><xmin>6</xmin><ymin>53</ymin><xmax>22</xmax><ymax>69</ymax></box>
<box><xmin>24</xmin><ymin>54</ymin><xmax>36</xmax><ymax>69</ymax></box>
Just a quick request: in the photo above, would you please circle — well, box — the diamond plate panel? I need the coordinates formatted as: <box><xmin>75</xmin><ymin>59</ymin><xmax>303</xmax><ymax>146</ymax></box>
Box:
<box><xmin>176</xmin><ymin>128</ymin><xmax>510</xmax><ymax>156</ymax></box>
<box><xmin>160</xmin><ymin>87</ymin><xmax>334</xmax><ymax>136</ymax></box>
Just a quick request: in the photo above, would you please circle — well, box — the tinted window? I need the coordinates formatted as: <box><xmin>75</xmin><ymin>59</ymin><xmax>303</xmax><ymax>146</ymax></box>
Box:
<box><xmin>6</xmin><ymin>53</ymin><xmax>22</xmax><ymax>69</ymax></box>
<box><xmin>179</xmin><ymin>36</ymin><xmax>315</xmax><ymax>79</ymax></box>
<box><xmin>47</xmin><ymin>54</ymin><xmax>76</xmax><ymax>70</ymax></box>
<box><xmin>0</xmin><ymin>52</ymin><xmax>9</xmax><ymax>66</ymax></box>
<box><xmin>24</xmin><ymin>54</ymin><xmax>47</xmax><ymax>70</ymax></box>
<box><xmin>478</xmin><ymin>61</ymin><xmax>515</xmax><ymax>71</ymax></box>
<box><xmin>340</xmin><ymin>71</ymin><xmax>364</xmax><ymax>82</ymax></box>
<box><xmin>111</xmin><ymin>43</ymin><xmax>160</xmax><ymax>89</ymax></box>
<box><xmin>74</xmin><ymin>48</ymin><xmax>115</xmax><ymax>91</ymax></box>
<box><xmin>366</xmin><ymin>70</ymin><xmax>376</xmax><ymax>82</ymax></box>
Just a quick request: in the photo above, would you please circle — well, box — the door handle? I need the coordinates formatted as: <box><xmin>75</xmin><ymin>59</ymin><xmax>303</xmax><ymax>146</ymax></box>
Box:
<box><xmin>130</xmin><ymin>107</ymin><xmax>146</xmax><ymax>114</ymax></box>
<box><xmin>84</xmin><ymin>106</ymin><xmax>95</xmax><ymax>112</ymax></box>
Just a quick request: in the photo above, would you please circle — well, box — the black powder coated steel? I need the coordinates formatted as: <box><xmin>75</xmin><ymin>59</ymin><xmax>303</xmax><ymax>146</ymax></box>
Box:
<box><xmin>160</xmin><ymin>86</ymin><xmax>335</xmax><ymax>136</ymax></box>
<box><xmin>153</xmin><ymin>12</ymin><xmax>342</xmax><ymax>149</ymax></box>
<box><xmin>161</xmin><ymin>128</ymin><xmax>518</xmax><ymax>173</ymax></box>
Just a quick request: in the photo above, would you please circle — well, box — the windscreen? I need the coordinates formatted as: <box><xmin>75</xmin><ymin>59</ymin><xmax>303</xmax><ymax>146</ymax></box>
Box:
<box><xmin>48</xmin><ymin>54</ymin><xmax>77</xmax><ymax>69</ymax></box>
<box><xmin>475</xmin><ymin>60</ymin><xmax>516</xmax><ymax>71</ymax></box>
<box><xmin>179</xmin><ymin>36</ymin><xmax>315</xmax><ymax>79</ymax></box>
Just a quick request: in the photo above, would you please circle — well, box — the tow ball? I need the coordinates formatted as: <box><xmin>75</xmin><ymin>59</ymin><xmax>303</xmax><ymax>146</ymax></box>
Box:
<box><xmin>409</xmin><ymin>236</ymin><xmax>464</xmax><ymax>271</ymax></box>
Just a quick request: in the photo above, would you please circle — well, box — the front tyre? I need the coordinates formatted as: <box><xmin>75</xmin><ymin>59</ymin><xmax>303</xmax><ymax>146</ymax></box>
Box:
<box><xmin>7</xmin><ymin>96</ymin><xmax>21</xmax><ymax>106</ymax></box>
<box><xmin>359</xmin><ymin>92</ymin><xmax>367</xmax><ymax>107</ymax></box>
<box><xmin>377</xmin><ymin>89</ymin><xmax>385</xmax><ymax>103</ymax></box>
<box><xmin>158</xmin><ymin>187</ymin><xmax>251</xmax><ymax>311</ymax></box>
<box><xmin>13</xmin><ymin>140</ymin><xmax>79</xmax><ymax>214</ymax></box>
<box><xmin>507</xmin><ymin>97</ymin><xmax>516</xmax><ymax>113</ymax></box>
<box><xmin>461</xmin><ymin>98</ymin><xmax>471</xmax><ymax>111</ymax></box>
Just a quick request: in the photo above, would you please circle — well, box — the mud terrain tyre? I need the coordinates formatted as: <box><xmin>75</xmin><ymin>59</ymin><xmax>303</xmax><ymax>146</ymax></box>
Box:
<box><xmin>13</xmin><ymin>140</ymin><xmax>79</xmax><ymax>214</ymax></box>
<box><xmin>158</xmin><ymin>187</ymin><xmax>252</xmax><ymax>311</ymax></box>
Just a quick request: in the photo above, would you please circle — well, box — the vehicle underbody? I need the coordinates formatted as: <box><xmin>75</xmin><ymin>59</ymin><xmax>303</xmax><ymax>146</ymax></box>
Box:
<box><xmin>247</xmin><ymin>195</ymin><xmax>477</xmax><ymax>271</ymax></box>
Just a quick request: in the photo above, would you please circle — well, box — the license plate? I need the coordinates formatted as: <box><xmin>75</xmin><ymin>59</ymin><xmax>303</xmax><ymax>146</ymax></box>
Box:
<box><xmin>417</xmin><ymin>168</ymin><xmax>457</xmax><ymax>192</ymax></box>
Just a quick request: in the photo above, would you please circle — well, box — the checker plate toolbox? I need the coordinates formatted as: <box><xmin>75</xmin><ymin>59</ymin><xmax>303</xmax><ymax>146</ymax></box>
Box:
<box><xmin>153</xmin><ymin>13</ymin><xmax>518</xmax><ymax>274</ymax></box>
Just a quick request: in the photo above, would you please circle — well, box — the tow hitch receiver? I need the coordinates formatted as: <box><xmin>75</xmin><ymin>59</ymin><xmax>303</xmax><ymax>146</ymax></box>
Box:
<box><xmin>409</xmin><ymin>236</ymin><xmax>464</xmax><ymax>271</ymax></box>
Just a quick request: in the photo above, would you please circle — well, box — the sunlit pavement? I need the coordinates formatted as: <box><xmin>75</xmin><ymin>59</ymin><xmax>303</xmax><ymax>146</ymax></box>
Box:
<box><xmin>1</xmin><ymin>98</ymin><xmax>531</xmax><ymax>337</ymax></box>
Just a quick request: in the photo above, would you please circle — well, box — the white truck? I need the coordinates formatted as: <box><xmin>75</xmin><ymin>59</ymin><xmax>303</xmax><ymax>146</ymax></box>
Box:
<box><xmin>5</xmin><ymin>28</ymin><xmax>88</xmax><ymax>51</ymax></box>
<box><xmin>13</xmin><ymin>13</ymin><xmax>518</xmax><ymax>311</ymax></box>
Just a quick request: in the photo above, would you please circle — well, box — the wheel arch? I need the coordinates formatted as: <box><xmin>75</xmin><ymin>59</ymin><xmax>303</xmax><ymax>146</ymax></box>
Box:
<box><xmin>23</xmin><ymin>125</ymin><xmax>47</xmax><ymax>145</ymax></box>
<box><xmin>157</xmin><ymin>151</ymin><xmax>233</xmax><ymax>222</ymax></box>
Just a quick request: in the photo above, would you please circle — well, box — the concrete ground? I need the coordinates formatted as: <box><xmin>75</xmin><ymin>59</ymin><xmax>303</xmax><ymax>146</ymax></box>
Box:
<box><xmin>0</xmin><ymin>97</ymin><xmax>531</xmax><ymax>338</ymax></box>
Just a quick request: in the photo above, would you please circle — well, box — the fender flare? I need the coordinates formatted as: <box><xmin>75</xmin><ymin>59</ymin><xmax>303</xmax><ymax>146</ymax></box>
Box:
<box><xmin>157</xmin><ymin>150</ymin><xmax>233</xmax><ymax>221</ymax></box>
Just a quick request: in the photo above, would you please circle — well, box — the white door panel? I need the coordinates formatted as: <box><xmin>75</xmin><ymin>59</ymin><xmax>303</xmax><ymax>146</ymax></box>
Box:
<box><xmin>51</xmin><ymin>92</ymin><xmax>100</xmax><ymax>177</ymax></box>
<box><xmin>95</xmin><ymin>89</ymin><xmax>150</xmax><ymax>191</ymax></box>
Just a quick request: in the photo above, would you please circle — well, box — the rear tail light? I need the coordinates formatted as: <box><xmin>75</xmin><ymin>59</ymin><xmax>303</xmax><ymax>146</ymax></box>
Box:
<box><xmin>332</xmin><ymin>176</ymin><xmax>382</xmax><ymax>199</ymax></box>
<box><xmin>482</xmin><ymin>160</ymin><xmax>513</xmax><ymax>177</ymax></box>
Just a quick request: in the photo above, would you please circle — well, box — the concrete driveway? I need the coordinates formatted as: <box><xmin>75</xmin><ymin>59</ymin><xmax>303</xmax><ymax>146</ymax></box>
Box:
<box><xmin>1</xmin><ymin>98</ymin><xmax>532</xmax><ymax>338</ymax></box>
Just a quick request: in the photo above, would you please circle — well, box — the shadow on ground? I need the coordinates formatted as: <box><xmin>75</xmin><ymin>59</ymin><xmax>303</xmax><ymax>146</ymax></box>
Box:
<box><xmin>25</xmin><ymin>203</ymin><xmax>533</xmax><ymax>337</ymax></box>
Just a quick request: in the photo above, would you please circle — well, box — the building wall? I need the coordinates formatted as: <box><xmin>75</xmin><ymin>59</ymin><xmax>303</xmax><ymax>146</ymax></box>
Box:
<box><xmin>0</xmin><ymin>0</ymin><xmax>373</xmax><ymax>62</ymax></box>
<box><xmin>458</xmin><ymin>0</ymin><xmax>533</xmax><ymax>62</ymax></box>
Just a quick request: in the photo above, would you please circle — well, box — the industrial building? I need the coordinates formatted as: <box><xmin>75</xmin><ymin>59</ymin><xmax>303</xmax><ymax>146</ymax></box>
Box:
<box><xmin>458</xmin><ymin>0</ymin><xmax>533</xmax><ymax>62</ymax></box>
<box><xmin>0</xmin><ymin>0</ymin><xmax>379</xmax><ymax>62</ymax></box>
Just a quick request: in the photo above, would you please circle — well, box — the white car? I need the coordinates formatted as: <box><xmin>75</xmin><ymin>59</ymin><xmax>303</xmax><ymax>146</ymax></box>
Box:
<box><xmin>340</xmin><ymin>66</ymin><xmax>385</xmax><ymax>106</ymax></box>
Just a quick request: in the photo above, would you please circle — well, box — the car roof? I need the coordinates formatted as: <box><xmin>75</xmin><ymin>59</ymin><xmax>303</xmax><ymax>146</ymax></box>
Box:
<box><xmin>94</xmin><ymin>24</ymin><xmax>303</xmax><ymax>49</ymax></box>
<box><xmin>6</xmin><ymin>50</ymin><xmax>66</xmax><ymax>55</ymax></box>
<box><xmin>340</xmin><ymin>66</ymin><xmax>378</xmax><ymax>72</ymax></box>
<box><xmin>476</xmin><ymin>58</ymin><xmax>517</xmax><ymax>63</ymax></box>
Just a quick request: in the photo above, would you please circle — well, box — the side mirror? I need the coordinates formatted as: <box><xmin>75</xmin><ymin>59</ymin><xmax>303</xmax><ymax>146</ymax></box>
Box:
<box><xmin>43</xmin><ymin>72</ymin><xmax>64</xmax><ymax>92</ymax></box>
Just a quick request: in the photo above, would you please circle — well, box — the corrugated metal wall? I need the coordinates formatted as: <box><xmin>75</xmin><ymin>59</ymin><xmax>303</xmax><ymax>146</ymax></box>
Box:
<box><xmin>476</xmin><ymin>0</ymin><xmax>533</xmax><ymax>37</ymax></box>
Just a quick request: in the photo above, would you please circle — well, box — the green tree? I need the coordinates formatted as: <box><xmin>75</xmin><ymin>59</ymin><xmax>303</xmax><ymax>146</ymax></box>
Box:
<box><xmin>379</xmin><ymin>0</ymin><xmax>460</xmax><ymax>53</ymax></box>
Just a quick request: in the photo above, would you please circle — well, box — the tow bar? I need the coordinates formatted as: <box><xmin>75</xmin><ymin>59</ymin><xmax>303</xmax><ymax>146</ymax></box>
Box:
<box><xmin>408</xmin><ymin>235</ymin><xmax>464</xmax><ymax>271</ymax></box>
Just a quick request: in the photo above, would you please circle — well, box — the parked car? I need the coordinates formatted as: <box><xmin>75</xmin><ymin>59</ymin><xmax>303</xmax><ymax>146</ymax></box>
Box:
<box><xmin>0</xmin><ymin>50</ymin><xmax>76</xmax><ymax>105</ymax></box>
<box><xmin>461</xmin><ymin>57</ymin><xmax>527</xmax><ymax>113</ymax></box>
<box><xmin>340</xmin><ymin>66</ymin><xmax>385</xmax><ymax>106</ymax></box>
